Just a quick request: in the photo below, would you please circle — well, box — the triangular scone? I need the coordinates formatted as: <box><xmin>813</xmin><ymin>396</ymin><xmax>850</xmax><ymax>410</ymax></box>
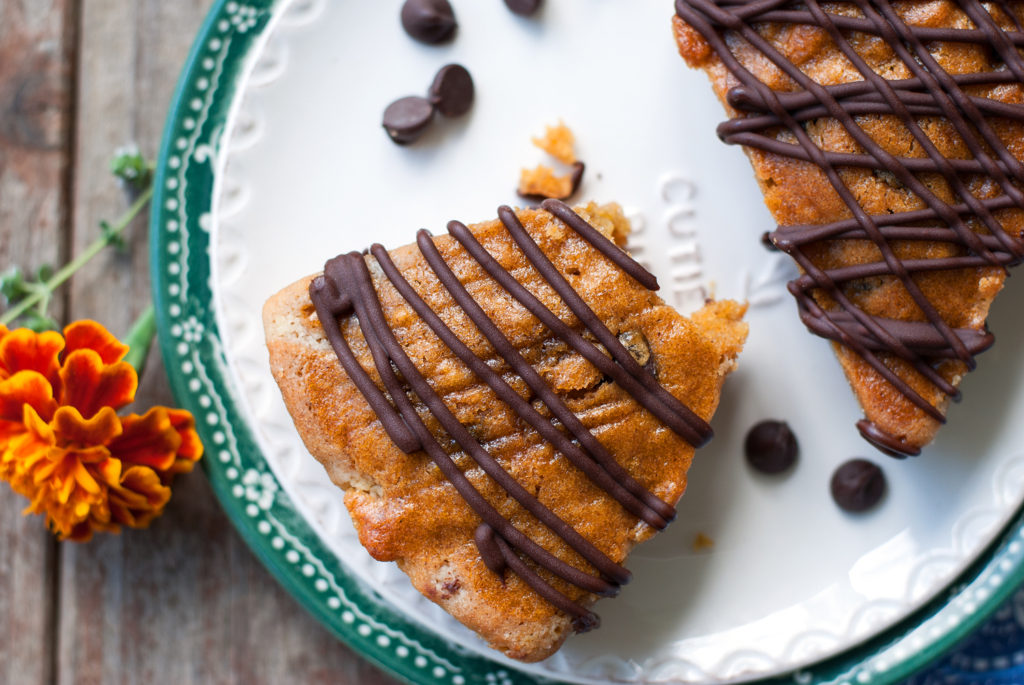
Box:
<box><xmin>674</xmin><ymin>2</ymin><xmax>1024</xmax><ymax>456</ymax></box>
<box><xmin>264</xmin><ymin>202</ymin><xmax>746</xmax><ymax>661</ymax></box>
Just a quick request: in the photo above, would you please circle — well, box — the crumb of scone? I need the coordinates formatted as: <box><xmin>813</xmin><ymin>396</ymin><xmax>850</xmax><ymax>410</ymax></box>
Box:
<box><xmin>532</xmin><ymin>121</ymin><xmax>576</xmax><ymax>165</ymax></box>
<box><xmin>693</xmin><ymin>532</ymin><xmax>714</xmax><ymax>552</ymax></box>
<box><xmin>518</xmin><ymin>164</ymin><xmax>574</xmax><ymax>200</ymax></box>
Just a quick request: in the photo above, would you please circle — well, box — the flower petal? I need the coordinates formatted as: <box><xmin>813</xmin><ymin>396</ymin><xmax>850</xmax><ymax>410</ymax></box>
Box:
<box><xmin>0</xmin><ymin>413</ymin><xmax>51</xmax><ymax>485</ymax></box>
<box><xmin>166</xmin><ymin>409</ymin><xmax>204</xmax><ymax>475</ymax></box>
<box><xmin>20</xmin><ymin>404</ymin><xmax>55</xmax><ymax>444</ymax></box>
<box><xmin>110</xmin><ymin>465</ymin><xmax>171</xmax><ymax>528</ymax></box>
<box><xmin>73</xmin><ymin>460</ymin><xmax>101</xmax><ymax>495</ymax></box>
<box><xmin>108</xmin><ymin>407</ymin><xmax>180</xmax><ymax>472</ymax></box>
<box><xmin>59</xmin><ymin>349</ymin><xmax>137</xmax><ymax>417</ymax></box>
<box><xmin>51</xmin><ymin>406</ymin><xmax>122</xmax><ymax>449</ymax></box>
<box><xmin>63</xmin><ymin>320</ymin><xmax>128</xmax><ymax>365</ymax></box>
<box><xmin>0</xmin><ymin>371</ymin><xmax>57</xmax><ymax>422</ymax></box>
<box><xmin>0</xmin><ymin>329</ymin><xmax>63</xmax><ymax>385</ymax></box>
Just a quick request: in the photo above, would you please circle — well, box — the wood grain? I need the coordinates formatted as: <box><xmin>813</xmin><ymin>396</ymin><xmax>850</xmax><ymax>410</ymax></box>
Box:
<box><xmin>52</xmin><ymin>2</ymin><xmax>399</xmax><ymax>683</ymax></box>
<box><xmin>0</xmin><ymin>1</ymin><xmax>75</xmax><ymax>683</ymax></box>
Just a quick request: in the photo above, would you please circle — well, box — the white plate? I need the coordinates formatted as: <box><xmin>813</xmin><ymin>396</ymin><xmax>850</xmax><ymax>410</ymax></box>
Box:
<box><xmin>208</xmin><ymin>0</ymin><xmax>1024</xmax><ymax>681</ymax></box>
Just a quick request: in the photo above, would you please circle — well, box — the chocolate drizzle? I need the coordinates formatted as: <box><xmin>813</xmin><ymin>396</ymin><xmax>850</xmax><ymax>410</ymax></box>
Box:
<box><xmin>309</xmin><ymin>202</ymin><xmax>708</xmax><ymax>631</ymax></box>
<box><xmin>676</xmin><ymin>0</ymin><xmax>1024</xmax><ymax>456</ymax></box>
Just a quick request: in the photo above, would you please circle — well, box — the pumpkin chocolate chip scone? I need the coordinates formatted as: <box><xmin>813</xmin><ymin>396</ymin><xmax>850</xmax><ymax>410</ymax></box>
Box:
<box><xmin>263</xmin><ymin>201</ymin><xmax>747</xmax><ymax>661</ymax></box>
<box><xmin>673</xmin><ymin>1</ymin><xmax>1024</xmax><ymax>456</ymax></box>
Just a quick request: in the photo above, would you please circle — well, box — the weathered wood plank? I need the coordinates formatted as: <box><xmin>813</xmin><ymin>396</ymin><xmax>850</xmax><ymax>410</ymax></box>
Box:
<box><xmin>60</xmin><ymin>2</ymin><xmax>399</xmax><ymax>683</ymax></box>
<box><xmin>0</xmin><ymin>1</ymin><xmax>76</xmax><ymax>683</ymax></box>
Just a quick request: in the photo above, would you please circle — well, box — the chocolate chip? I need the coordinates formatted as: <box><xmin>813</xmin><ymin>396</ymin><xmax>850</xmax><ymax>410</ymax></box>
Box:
<box><xmin>744</xmin><ymin>420</ymin><xmax>798</xmax><ymax>474</ymax></box>
<box><xmin>504</xmin><ymin>0</ymin><xmax>542</xmax><ymax>16</ymax></box>
<box><xmin>830</xmin><ymin>459</ymin><xmax>886</xmax><ymax>512</ymax></box>
<box><xmin>400</xmin><ymin>0</ymin><xmax>457</xmax><ymax>44</ymax></box>
<box><xmin>382</xmin><ymin>96</ymin><xmax>436</xmax><ymax>145</ymax></box>
<box><xmin>428</xmin><ymin>64</ymin><xmax>475</xmax><ymax>118</ymax></box>
<box><xmin>617</xmin><ymin>330</ymin><xmax>651</xmax><ymax>367</ymax></box>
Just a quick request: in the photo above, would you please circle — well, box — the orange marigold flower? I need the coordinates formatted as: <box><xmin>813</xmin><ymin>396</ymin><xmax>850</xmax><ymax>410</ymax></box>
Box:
<box><xmin>0</xmin><ymin>321</ymin><xmax>203</xmax><ymax>541</ymax></box>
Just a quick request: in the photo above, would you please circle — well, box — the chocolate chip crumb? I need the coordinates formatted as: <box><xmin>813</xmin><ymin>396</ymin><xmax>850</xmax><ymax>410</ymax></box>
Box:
<box><xmin>744</xmin><ymin>420</ymin><xmax>798</xmax><ymax>474</ymax></box>
<box><xmin>401</xmin><ymin>0</ymin><xmax>457</xmax><ymax>44</ymax></box>
<box><xmin>830</xmin><ymin>459</ymin><xmax>886</xmax><ymax>512</ymax></box>
<box><xmin>517</xmin><ymin>161</ymin><xmax>585</xmax><ymax>202</ymax></box>
<box><xmin>429</xmin><ymin>64</ymin><xmax>475</xmax><ymax>118</ymax></box>
<box><xmin>504</xmin><ymin>0</ymin><xmax>542</xmax><ymax>16</ymax></box>
<box><xmin>382</xmin><ymin>96</ymin><xmax>435</xmax><ymax>145</ymax></box>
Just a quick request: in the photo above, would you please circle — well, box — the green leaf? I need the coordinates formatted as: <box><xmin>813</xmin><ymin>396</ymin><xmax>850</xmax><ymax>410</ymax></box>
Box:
<box><xmin>0</xmin><ymin>266</ymin><xmax>29</xmax><ymax>303</ymax></box>
<box><xmin>110</xmin><ymin>144</ymin><xmax>154</xmax><ymax>194</ymax></box>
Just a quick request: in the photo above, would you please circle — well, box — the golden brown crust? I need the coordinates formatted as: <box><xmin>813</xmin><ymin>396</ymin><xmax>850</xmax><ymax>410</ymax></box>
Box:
<box><xmin>263</xmin><ymin>203</ymin><xmax>747</xmax><ymax>661</ymax></box>
<box><xmin>673</xmin><ymin>4</ymin><xmax>1023</xmax><ymax>451</ymax></box>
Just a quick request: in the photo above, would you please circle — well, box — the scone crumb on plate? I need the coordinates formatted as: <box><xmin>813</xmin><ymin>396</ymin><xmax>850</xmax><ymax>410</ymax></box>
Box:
<box><xmin>532</xmin><ymin>121</ymin><xmax>576</xmax><ymax>165</ymax></box>
<box><xmin>518</xmin><ymin>164</ymin><xmax>574</xmax><ymax>200</ymax></box>
<box><xmin>518</xmin><ymin>121</ymin><xmax>584</xmax><ymax>200</ymax></box>
<box><xmin>693</xmin><ymin>532</ymin><xmax>714</xmax><ymax>552</ymax></box>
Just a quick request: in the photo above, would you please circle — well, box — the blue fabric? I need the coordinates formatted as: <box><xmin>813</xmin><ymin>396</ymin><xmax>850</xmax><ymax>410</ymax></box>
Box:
<box><xmin>906</xmin><ymin>587</ymin><xmax>1024</xmax><ymax>684</ymax></box>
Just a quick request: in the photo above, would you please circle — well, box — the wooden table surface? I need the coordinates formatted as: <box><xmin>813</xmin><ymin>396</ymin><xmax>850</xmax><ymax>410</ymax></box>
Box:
<box><xmin>0</xmin><ymin>2</ymin><xmax>400</xmax><ymax>683</ymax></box>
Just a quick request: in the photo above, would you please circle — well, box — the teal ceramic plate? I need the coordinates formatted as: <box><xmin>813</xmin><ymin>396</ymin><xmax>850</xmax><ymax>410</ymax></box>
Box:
<box><xmin>152</xmin><ymin>1</ymin><xmax>1024</xmax><ymax>683</ymax></box>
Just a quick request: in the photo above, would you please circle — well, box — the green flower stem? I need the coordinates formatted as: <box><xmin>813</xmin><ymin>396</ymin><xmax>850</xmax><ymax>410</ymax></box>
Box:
<box><xmin>0</xmin><ymin>185</ymin><xmax>154</xmax><ymax>327</ymax></box>
<box><xmin>122</xmin><ymin>304</ymin><xmax>157</xmax><ymax>374</ymax></box>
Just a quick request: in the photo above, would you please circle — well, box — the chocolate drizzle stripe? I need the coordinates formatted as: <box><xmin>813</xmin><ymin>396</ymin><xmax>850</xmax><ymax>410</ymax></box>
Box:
<box><xmin>342</xmin><ymin>251</ymin><xmax>627</xmax><ymax>592</ymax></box>
<box><xmin>716</xmin><ymin>138</ymin><xmax>1024</xmax><ymax>177</ymax></box>
<box><xmin>725</xmin><ymin>7</ymin><xmax>1024</xmax><ymax>46</ymax></box>
<box><xmin>728</xmin><ymin>98</ymin><xmax>1024</xmax><ymax>131</ymax></box>
<box><xmin>800</xmin><ymin>310</ymin><xmax>994</xmax><ymax>360</ymax></box>
<box><xmin>791</xmin><ymin>255</ymin><xmax>1020</xmax><ymax>287</ymax></box>
<box><xmin>676</xmin><ymin>0</ymin><xmax>1024</xmax><ymax>454</ymax></box>
<box><xmin>541</xmin><ymin>199</ymin><xmax>661</xmax><ymax>290</ymax></box>
<box><xmin>371</xmin><ymin>241</ymin><xmax>672</xmax><ymax>529</ymax></box>
<box><xmin>684</xmin><ymin>2</ymin><xmax>970</xmax><ymax>395</ymax></box>
<box><xmin>317</xmin><ymin>252</ymin><xmax>616</xmax><ymax>627</ymax></box>
<box><xmin>481</xmin><ymin>523</ymin><xmax>599</xmax><ymax>632</ymax></box>
<box><xmin>448</xmin><ymin>211</ymin><xmax>712</xmax><ymax>447</ymax></box>
<box><xmin>309</xmin><ymin>275</ymin><xmax>420</xmax><ymax>453</ymax></box>
<box><xmin>400</xmin><ymin>236</ymin><xmax>674</xmax><ymax>528</ymax></box>
<box><xmin>309</xmin><ymin>204</ymin><xmax>703</xmax><ymax>630</ymax></box>
<box><xmin>728</xmin><ymin>73</ymin><xmax>1024</xmax><ymax>112</ymax></box>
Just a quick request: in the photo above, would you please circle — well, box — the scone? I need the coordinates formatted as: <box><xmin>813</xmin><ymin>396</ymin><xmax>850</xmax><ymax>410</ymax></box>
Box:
<box><xmin>674</xmin><ymin>1</ymin><xmax>1024</xmax><ymax>456</ymax></box>
<box><xmin>263</xmin><ymin>201</ymin><xmax>747</xmax><ymax>661</ymax></box>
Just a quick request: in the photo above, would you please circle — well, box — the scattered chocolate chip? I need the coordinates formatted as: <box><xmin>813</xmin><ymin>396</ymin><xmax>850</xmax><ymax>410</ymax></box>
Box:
<box><xmin>744</xmin><ymin>420</ymin><xmax>798</xmax><ymax>474</ymax></box>
<box><xmin>830</xmin><ymin>459</ymin><xmax>886</xmax><ymax>512</ymax></box>
<box><xmin>382</xmin><ymin>96</ymin><xmax>436</xmax><ymax>145</ymax></box>
<box><xmin>400</xmin><ymin>0</ymin><xmax>457</xmax><ymax>44</ymax></box>
<box><xmin>504</xmin><ymin>0</ymin><xmax>542</xmax><ymax>16</ymax></box>
<box><xmin>429</xmin><ymin>64</ymin><xmax>475</xmax><ymax>118</ymax></box>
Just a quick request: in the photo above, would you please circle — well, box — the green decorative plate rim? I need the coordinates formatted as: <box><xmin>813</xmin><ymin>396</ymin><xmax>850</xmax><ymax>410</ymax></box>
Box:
<box><xmin>150</xmin><ymin>1</ymin><xmax>1024</xmax><ymax>683</ymax></box>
